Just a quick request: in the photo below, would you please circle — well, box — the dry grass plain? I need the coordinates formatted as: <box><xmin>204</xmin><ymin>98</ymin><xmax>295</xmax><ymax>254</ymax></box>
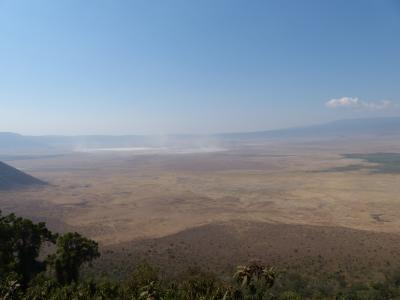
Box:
<box><xmin>2</xmin><ymin>136</ymin><xmax>400</xmax><ymax>278</ymax></box>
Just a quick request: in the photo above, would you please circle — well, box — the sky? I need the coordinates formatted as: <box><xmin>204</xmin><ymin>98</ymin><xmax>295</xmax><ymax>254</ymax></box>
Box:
<box><xmin>1</xmin><ymin>0</ymin><xmax>400</xmax><ymax>135</ymax></box>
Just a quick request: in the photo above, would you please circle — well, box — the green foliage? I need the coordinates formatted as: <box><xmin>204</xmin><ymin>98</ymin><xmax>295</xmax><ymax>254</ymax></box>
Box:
<box><xmin>24</xmin><ymin>278</ymin><xmax>120</xmax><ymax>300</ymax></box>
<box><xmin>0</xmin><ymin>211</ymin><xmax>101</xmax><ymax>298</ymax></box>
<box><xmin>49</xmin><ymin>232</ymin><xmax>100</xmax><ymax>285</ymax></box>
<box><xmin>139</xmin><ymin>281</ymin><xmax>164</xmax><ymax>300</ymax></box>
<box><xmin>175</xmin><ymin>269</ymin><xmax>228</xmax><ymax>300</ymax></box>
<box><xmin>0</xmin><ymin>272</ymin><xmax>23</xmax><ymax>300</ymax></box>
<box><xmin>278</xmin><ymin>291</ymin><xmax>302</xmax><ymax>300</ymax></box>
<box><xmin>0</xmin><ymin>210</ymin><xmax>56</xmax><ymax>287</ymax></box>
<box><xmin>233</xmin><ymin>263</ymin><xmax>276</xmax><ymax>299</ymax></box>
<box><xmin>123</xmin><ymin>262</ymin><xmax>160</xmax><ymax>298</ymax></box>
<box><xmin>125</xmin><ymin>263</ymin><xmax>159</xmax><ymax>289</ymax></box>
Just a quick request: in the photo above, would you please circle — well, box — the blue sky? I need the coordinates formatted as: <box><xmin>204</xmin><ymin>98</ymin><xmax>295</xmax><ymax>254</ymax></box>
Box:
<box><xmin>1</xmin><ymin>0</ymin><xmax>400</xmax><ymax>135</ymax></box>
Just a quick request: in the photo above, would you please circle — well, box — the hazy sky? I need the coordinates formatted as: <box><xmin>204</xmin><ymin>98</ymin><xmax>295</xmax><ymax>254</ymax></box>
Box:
<box><xmin>1</xmin><ymin>0</ymin><xmax>400</xmax><ymax>135</ymax></box>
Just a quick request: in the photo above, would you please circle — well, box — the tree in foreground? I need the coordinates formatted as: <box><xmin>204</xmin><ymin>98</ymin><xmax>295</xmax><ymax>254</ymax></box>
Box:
<box><xmin>0</xmin><ymin>210</ymin><xmax>56</xmax><ymax>288</ymax></box>
<box><xmin>233</xmin><ymin>263</ymin><xmax>276</xmax><ymax>299</ymax></box>
<box><xmin>49</xmin><ymin>232</ymin><xmax>100</xmax><ymax>285</ymax></box>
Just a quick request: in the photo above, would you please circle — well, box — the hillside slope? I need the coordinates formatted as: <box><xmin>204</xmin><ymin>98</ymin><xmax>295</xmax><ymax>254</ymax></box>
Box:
<box><xmin>99</xmin><ymin>221</ymin><xmax>400</xmax><ymax>280</ymax></box>
<box><xmin>0</xmin><ymin>161</ymin><xmax>46</xmax><ymax>190</ymax></box>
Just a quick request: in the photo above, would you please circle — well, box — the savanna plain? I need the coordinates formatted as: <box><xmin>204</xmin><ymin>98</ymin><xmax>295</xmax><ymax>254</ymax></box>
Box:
<box><xmin>2</xmin><ymin>136</ymin><xmax>400</xmax><ymax>281</ymax></box>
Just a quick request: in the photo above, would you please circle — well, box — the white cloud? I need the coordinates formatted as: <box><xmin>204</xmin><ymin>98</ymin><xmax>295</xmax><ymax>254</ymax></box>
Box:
<box><xmin>326</xmin><ymin>97</ymin><xmax>392</xmax><ymax>110</ymax></box>
<box><xmin>326</xmin><ymin>97</ymin><xmax>360</xmax><ymax>108</ymax></box>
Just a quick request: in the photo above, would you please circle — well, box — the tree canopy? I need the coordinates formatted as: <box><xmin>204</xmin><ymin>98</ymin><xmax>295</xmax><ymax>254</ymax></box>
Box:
<box><xmin>0</xmin><ymin>211</ymin><xmax>56</xmax><ymax>287</ymax></box>
<box><xmin>50</xmin><ymin>232</ymin><xmax>100</xmax><ymax>284</ymax></box>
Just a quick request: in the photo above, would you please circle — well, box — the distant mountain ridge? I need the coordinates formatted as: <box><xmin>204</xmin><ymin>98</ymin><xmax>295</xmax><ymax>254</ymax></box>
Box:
<box><xmin>0</xmin><ymin>132</ymin><xmax>52</xmax><ymax>155</ymax></box>
<box><xmin>1</xmin><ymin>117</ymin><xmax>400</xmax><ymax>154</ymax></box>
<box><xmin>217</xmin><ymin>117</ymin><xmax>400</xmax><ymax>139</ymax></box>
<box><xmin>0</xmin><ymin>161</ymin><xmax>46</xmax><ymax>190</ymax></box>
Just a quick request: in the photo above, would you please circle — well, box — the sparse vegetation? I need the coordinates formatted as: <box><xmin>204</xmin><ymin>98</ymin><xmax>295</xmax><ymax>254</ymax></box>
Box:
<box><xmin>344</xmin><ymin>153</ymin><xmax>400</xmax><ymax>174</ymax></box>
<box><xmin>2</xmin><ymin>211</ymin><xmax>400</xmax><ymax>299</ymax></box>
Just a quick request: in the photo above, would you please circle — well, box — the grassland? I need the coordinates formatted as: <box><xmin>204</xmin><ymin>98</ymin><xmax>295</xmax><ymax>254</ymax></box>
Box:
<box><xmin>1</xmin><ymin>136</ymin><xmax>400</xmax><ymax>280</ymax></box>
